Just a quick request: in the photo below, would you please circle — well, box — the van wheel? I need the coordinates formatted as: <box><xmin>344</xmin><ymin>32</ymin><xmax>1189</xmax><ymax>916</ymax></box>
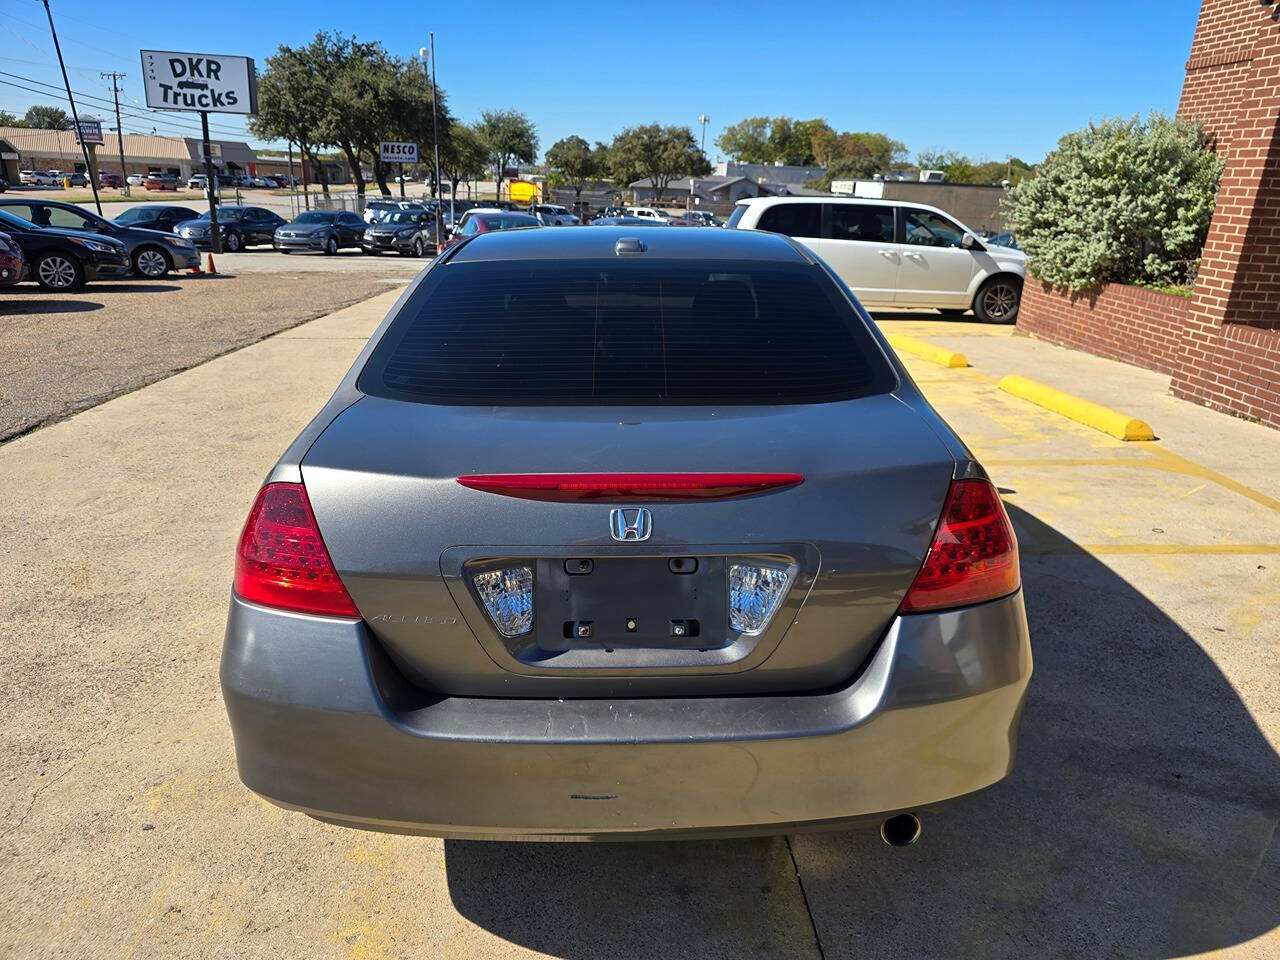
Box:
<box><xmin>974</xmin><ymin>276</ymin><xmax>1022</xmax><ymax>324</ymax></box>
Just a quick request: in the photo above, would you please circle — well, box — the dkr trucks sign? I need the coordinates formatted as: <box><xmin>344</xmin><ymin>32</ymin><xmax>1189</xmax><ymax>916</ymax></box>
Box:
<box><xmin>140</xmin><ymin>50</ymin><xmax>258</xmax><ymax>114</ymax></box>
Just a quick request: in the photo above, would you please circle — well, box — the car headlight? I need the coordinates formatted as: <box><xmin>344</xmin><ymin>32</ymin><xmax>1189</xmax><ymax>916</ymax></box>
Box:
<box><xmin>70</xmin><ymin>238</ymin><xmax>115</xmax><ymax>252</ymax></box>
<box><xmin>163</xmin><ymin>236</ymin><xmax>192</xmax><ymax>248</ymax></box>
<box><xmin>397</xmin><ymin>228</ymin><xmax>416</xmax><ymax>238</ymax></box>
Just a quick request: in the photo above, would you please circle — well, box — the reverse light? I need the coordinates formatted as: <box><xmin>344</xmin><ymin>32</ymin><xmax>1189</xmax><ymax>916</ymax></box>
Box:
<box><xmin>457</xmin><ymin>473</ymin><xmax>804</xmax><ymax>502</ymax></box>
<box><xmin>729</xmin><ymin>563</ymin><xmax>791</xmax><ymax>636</ymax></box>
<box><xmin>234</xmin><ymin>483</ymin><xmax>360</xmax><ymax>618</ymax></box>
<box><xmin>899</xmin><ymin>479</ymin><xmax>1020</xmax><ymax>614</ymax></box>
<box><xmin>473</xmin><ymin>566</ymin><xmax>534</xmax><ymax>637</ymax></box>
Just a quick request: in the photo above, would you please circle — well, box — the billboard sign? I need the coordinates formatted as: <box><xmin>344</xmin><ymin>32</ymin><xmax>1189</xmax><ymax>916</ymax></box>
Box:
<box><xmin>379</xmin><ymin>141</ymin><xmax>419</xmax><ymax>164</ymax></box>
<box><xmin>140</xmin><ymin>50</ymin><xmax>257</xmax><ymax>114</ymax></box>
<box><xmin>73</xmin><ymin>118</ymin><xmax>103</xmax><ymax>145</ymax></box>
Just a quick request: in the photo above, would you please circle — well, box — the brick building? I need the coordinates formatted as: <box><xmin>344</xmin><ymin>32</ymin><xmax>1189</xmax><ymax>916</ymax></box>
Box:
<box><xmin>1018</xmin><ymin>0</ymin><xmax>1280</xmax><ymax>429</ymax></box>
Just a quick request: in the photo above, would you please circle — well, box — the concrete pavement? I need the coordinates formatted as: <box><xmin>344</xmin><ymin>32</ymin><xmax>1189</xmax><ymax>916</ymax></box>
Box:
<box><xmin>0</xmin><ymin>296</ymin><xmax>1276</xmax><ymax>958</ymax></box>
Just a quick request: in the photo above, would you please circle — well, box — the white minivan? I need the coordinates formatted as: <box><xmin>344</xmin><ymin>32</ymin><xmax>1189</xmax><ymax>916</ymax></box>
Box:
<box><xmin>727</xmin><ymin>196</ymin><xmax>1026</xmax><ymax>322</ymax></box>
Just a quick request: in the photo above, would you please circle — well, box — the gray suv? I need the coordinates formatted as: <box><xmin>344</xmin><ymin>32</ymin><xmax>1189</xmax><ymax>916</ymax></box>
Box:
<box><xmin>221</xmin><ymin>226</ymin><xmax>1031</xmax><ymax>841</ymax></box>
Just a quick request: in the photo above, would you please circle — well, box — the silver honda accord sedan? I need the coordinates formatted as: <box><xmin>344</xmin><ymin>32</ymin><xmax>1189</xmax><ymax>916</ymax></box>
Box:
<box><xmin>221</xmin><ymin>226</ymin><xmax>1031</xmax><ymax>842</ymax></box>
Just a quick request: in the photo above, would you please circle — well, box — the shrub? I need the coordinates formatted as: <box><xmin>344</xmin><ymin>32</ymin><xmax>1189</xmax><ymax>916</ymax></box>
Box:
<box><xmin>1004</xmin><ymin>113</ymin><xmax>1224</xmax><ymax>291</ymax></box>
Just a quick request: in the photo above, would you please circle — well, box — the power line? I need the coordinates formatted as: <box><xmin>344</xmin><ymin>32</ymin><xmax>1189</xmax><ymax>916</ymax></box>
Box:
<box><xmin>0</xmin><ymin>73</ymin><xmax>249</xmax><ymax>138</ymax></box>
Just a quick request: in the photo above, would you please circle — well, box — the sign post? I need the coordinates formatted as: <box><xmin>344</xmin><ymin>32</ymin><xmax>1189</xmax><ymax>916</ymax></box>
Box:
<box><xmin>141</xmin><ymin>49</ymin><xmax>258</xmax><ymax>257</ymax></box>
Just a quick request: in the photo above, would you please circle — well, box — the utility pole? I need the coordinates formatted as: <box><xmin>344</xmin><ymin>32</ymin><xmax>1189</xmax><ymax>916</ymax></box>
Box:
<box><xmin>42</xmin><ymin>0</ymin><xmax>101</xmax><ymax>214</ymax></box>
<box><xmin>201</xmin><ymin>111</ymin><xmax>221</xmax><ymax>254</ymax></box>
<box><xmin>102</xmin><ymin>71</ymin><xmax>128</xmax><ymax>196</ymax></box>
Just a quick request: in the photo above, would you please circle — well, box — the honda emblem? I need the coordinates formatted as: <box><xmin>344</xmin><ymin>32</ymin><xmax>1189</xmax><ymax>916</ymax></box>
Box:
<box><xmin>609</xmin><ymin>507</ymin><xmax>652</xmax><ymax>542</ymax></box>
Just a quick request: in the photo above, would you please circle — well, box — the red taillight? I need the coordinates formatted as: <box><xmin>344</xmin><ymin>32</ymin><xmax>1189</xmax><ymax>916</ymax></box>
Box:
<box><xmin>456</xmin><ymin>472</ymin><xmax>804</xmax><ymax>502</ymax></box>
<box><xmin>233</xmin><ymin>483</ymin><xmax>360</xmax><ymax>618</ymax></box>
<box><xmin>899</xmin><ymin>479</ymin><xmax>1020</xmax><ymax>614</ymax></box>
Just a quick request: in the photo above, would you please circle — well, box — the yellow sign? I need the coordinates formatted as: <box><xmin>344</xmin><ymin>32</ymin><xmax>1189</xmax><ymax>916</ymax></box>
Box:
<box><xmin>508</xmin><ymin>180</ymin><xmax>536</xmax><ymax>203</ymax></box>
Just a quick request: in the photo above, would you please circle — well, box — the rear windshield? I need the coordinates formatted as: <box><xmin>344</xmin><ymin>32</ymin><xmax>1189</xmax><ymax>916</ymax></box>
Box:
<box><xmin>359</xmin><ymin>259</ymin><xmax>895</xmax><ymax>405</ymax></box>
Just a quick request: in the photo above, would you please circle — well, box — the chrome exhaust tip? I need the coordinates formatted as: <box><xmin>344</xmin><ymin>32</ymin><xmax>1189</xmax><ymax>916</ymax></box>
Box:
<box><xmin>879</xmin><ymin>813</ymin><xmax>922</xmax><ymax>847</ymax></box>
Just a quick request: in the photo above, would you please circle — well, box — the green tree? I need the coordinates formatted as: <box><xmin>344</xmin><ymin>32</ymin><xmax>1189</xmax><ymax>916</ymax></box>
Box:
<box><xmin>0</xmin><ymin>110</ymin><xmax>22</xmax><ymax>126</ymax></box>
<box><xmin>836</xmin><ymin>132</ymin><xmax>906</xmax><ymax>174</ymax></box>
<box><xmin>475</xmin><ymin>109</ymin><xmax>538</xmax><ymax>202</ymax></box>
<box><xmin>610</xmin><ymin>123</ymin><xmax>710</xmax><ymax>204</ymax></box>
<box><xmin>716</xmin><ymin>116</ymin><xmax>772</xmax><ymax>163</ymax></box>
<box><xmin>799</xmin><ymin>119</ymin><xmax>838</xmax><ymax>166</ymax></box>
<box><xmin>441</xmin><ymin>123</ymin><xmax>488</xmax><ymax>200</ymax></box>
<box><xmin>1004</xmin><ymin>113</ymin><xmax>1224</xmax><ymax>290</ymax></box>
<box><xmin>250</xmin><ymin>38</ymin><xmax>335</xmax><ymax>203</ymax></box>
<box><xmin>545</xmin><ymin>135</ymin><xmax>597</xmax><ymax>203</ymax></box>
<box><xmin>768</xmin><ymin>117</ymin><xmax>814</xmax><ymax>165</ymax></box>
<box><xmin>806</xmin><ymin>154</ymin><xmax>882</xmax><ymax>190</ymax></box>
<box><xmin>23</xmin><ymin>105</ymin><xmax>71</xmax><ymax>130</ymax></box>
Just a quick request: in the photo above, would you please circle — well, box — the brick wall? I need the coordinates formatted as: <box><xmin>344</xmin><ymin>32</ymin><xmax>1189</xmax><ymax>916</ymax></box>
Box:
<box><xmin>1018</xmin><ymin>282</ymin><xmax>1191</xmax><ymax>376</ymax></box>
<box><xmin>1015</xmin><ymin>0</ymin><xmax>1280</xmax><ymax>430</ymax></box>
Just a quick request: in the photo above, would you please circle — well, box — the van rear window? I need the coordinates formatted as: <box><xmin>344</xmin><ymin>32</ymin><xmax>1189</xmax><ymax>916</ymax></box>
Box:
<box><xmin>359</xmin><ymin>259</ymin><xmax>895</xmax><ymax>405</ymax></box>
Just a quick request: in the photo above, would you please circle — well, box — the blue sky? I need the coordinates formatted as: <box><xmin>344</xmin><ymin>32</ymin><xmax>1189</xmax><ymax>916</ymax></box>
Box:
<box><xmin>2</xmin><ymin>0</ymin><xmax>1201</xmax><ymax>163</ymax></box>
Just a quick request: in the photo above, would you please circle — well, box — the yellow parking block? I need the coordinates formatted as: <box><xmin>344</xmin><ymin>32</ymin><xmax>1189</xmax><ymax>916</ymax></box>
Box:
<box><xmin>885</xmin><ymin>334</ymin><xmax>969</xmax><ymax>368</ymax></box>
<box><xmin>998</xmin><ymin>374</ymin><xmax>1156</xmax><ymax>441</ymax></box>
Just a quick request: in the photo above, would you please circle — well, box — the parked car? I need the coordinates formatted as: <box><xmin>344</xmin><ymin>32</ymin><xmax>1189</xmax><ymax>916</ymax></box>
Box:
<box><xmin>216</xmin><ymin>174</ymin><xmax>237</xmax><ymax>188</ymax></box>
<box><xmin>175</xmin><ymin>205</ymin><xmax>286</xmax><ymax>251</ymax></box>
<box><xmin>19</xmin><ymin>170</ymin><xmax>59</xmax><ymax>187</ymax></box>
<box><xmin>363</xmin><ymin>199</ymin><xmax>404</xmax><ymax>224</ymax></box>
<box><xmin>187</xmin><ymin>174</ymin><xmax>209</xmax><ymax>190</ymax></box>
<box><xmin>441</xmin><ymin>210</ymin><xmax>539</xmax><ymax>250</ymax></box>
<box><xmin>594</xmin><ymin>205</ymin><xmax>626</xmax><ymax>219</ymax></box>
<box><xmin>126</xmin><ymin>173</ymin><xmax>147</xmax><ymax>187</ymax></box>
<box><xmin>220</xmin><ymin>225</ymin><xmax>1031</xmax><ymax>841</ymax></box>
<box><xmin>682</xmin><ymin>210</ymin><xmax>722</xmax><ymax>227</ymax></box>
<box><xmin>112</xmin><ymin>204</ymin><xmax>200</xmax><ymax>234</ymax></box>
<box><xmin>532</xmin><ymin>204</ymin><xmax>579</xmax><ymax>226</ymax></box>
<box><xmin>274</xmin><ymin>209</ymin><xmax>368</xmax><ymax>255</ymax></box>
<box><xmin>360</xmin><ymin>208</ymin><xmax>438</xmax><ymax>257</ymax></box>
<box><xmin>727</xmin><ymin>196</ymin><xmax>1028</xmax><ymax>323</ymax></box>
<box><xmin>61</xmin><ymin>172</ymin><xmax>89</xmax><ymax>187</ymax></box>
<box><xmin>0</xmin><ymin>229</ymin><xmax>24</xmax><ymax>286</ymax></box>
<box><xmin>985</xmin><ymin>231</ymin><xmax>1019</xmax><ymax>250</ymax></box>
<box><xmin>0</xmin><ymin>198</ymin><xmax>201</xmax><ymax>278</ymax></box>
<box><xmin>144</xmin><ymin>173</ymin><xmax>179</xmax><ymax>192</ymax></box>
<box><xmin>246</xmin><ymin>176</ymin><xmax>272</xmax><ymax>188</ymax></box>
<box><xmin>589</xmin><ymin>215</ymin><xmax>666</xmax><ymax>227</ymax></box>
<box><xmin>626</xmin><ymin>206</ymin><xmax>677</xmax><ymax>224</ymax></box>
<box><xmin>98</xmin><ymin>172</ymin><xmax>124</xmax><ymax>189</ymax></box>
<box><xmin>0</xmin><ymin>208</ymin><xmax>129</xmax><ymax>290</ymax></box>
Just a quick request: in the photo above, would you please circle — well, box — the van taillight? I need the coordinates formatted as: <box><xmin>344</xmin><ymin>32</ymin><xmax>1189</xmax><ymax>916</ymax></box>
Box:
<box><xmin>899</xmin><ymin>479</ymin><xmax>1020</xmax><ymax>614</ymax></box>
<box><xmin>234</xmin><ymin>483</ymin><xmax>359</xmax><ymax>618</ymax></box>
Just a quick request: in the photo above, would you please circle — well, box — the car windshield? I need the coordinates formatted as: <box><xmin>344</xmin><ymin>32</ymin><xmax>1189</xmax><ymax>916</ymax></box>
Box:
<box><xmin>383</xmin><ymin>211</ymin><xmax>419</xmax><ymax>224</ymax></box>
<box><xmin>359</xmin><ymin>258</ymin><xmax>895</xmax><ymax>405</ymax></box>
<box><xmin>201</xmin><ymin>208</ymin><xmax>246</xmax><ymax>222</ymax></box>
<box><xmin>116</xmin><ymin>208</ymin><xmax>159</xmax><ymax>223</ymax></box>
<box><xmin>294</xmin><ymin>212</ymin><xmax>336</xmax><ymax>224</ymax></box>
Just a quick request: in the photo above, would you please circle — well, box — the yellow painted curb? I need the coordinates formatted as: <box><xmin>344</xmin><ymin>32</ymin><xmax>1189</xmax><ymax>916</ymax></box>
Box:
<box><xmin>885</xmin><ymin>335</ymin><xmax>968</xmax><ymax>368</ymax></box>
<box><xmin>998</xmin><ymin>374</ymin><xmax>1156</xmax><ymax>441</ymax></box>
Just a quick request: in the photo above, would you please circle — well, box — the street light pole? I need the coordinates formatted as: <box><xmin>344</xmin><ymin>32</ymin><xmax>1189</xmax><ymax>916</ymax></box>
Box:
<box><xmin>421</xmin><ymin>40</ymin><xmax>444</xmax><ymax>251</ymax></box>
<box><xmin>698</xmin><ymin>114</ymin><xmax>709</xmax><ymax>154</ymax></box>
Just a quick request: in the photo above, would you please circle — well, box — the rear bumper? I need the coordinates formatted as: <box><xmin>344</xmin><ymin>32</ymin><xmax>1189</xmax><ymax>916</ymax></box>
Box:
<box><xmin>221</xmin><ymin>591</ymin><xmax>1031</xmax><ymax>840</ymax></box>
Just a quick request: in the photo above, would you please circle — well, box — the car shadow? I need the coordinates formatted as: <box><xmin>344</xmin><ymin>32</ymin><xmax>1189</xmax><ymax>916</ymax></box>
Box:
<box><xmin>870</xmin><ymin>310</ymin><xmax>969</xmax><ymax>322</ymax></box>
<box><xmin>0</xmin><ymin>297</ymin><xmax>103</xmax><ymax>314</ymax></box>
<box><xmin>443</xmin><ymin>503</ymin><xmax>1280</xmax><ymax>959</ymax></box>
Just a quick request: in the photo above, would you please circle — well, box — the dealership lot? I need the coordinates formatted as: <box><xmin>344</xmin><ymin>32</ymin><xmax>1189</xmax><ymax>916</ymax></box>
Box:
<box><xmin>0</xmin><ymin>288</ymin><xmax>1275</xmax><ymax>958</ymax></box>
<box><xmin>0</xmin><ymin>263</ymin><xmax>416</xmax><ymax>442</ymax></box>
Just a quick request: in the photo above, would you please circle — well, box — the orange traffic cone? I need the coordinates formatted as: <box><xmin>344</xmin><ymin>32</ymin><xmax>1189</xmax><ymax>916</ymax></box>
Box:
<box><xmin>206</xmin><ymin>253</ymin><xmax>217</xmax><ymax>275</ymax></box>
<box><xmin>189</xmin><ymin>262</ymin><xmax>202</xmax><ymax>274</ymax></box>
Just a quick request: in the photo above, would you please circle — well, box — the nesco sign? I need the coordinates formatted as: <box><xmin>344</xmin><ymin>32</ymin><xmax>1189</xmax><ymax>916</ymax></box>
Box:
<box><xmin>140</xmin><ymin>50</ymin><xmax>258</xmax><ymax>114</ymax></box>
<box><xmin>380</xmin><ymin>141</ymin><xmax>419</xmax><ymax>163</ymax></box>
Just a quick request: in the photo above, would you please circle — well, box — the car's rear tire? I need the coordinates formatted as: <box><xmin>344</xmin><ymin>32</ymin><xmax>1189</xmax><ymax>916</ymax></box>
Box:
<box><xmin>35</xmin><ymin>253</ymin><xmax>84</xmax><ymax>290</ymax></box>
<box><xmin>324</xmin><ymin>235</ymin><xmax>338</xmax><ymax>256</ymax></box>
<box><xmin>224</xmin><ymin>231</ymin><xmax>242</xmax><ymax>252</ymax></box>
<box><xmin>133</xmin><ymin>246</ymin><xmax>171</xmax><ymax>278</ymax></box>
<box><xmin>973</xmin><ymin>275</ymin><xmax>1022</xmax><ymax>324</ymax></box>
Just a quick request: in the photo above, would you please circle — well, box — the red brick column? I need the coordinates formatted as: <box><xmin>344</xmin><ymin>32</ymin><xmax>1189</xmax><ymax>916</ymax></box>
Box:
<box><xmin>1172</xmin><ymin>0</ymin><xmax>1280</xmax><ymax>427</ymax></box>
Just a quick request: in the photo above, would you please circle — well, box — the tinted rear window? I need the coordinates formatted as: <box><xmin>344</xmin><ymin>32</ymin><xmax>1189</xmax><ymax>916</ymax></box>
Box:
<box><xmin>756</xmin><ymin>203</ymin><xmax>822</xmax><ymax>237</ymax></box>
<box><xmin>359</xmin><ymin>259</ymin><xmax>894</xmax><ymax>405</ymax></box>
